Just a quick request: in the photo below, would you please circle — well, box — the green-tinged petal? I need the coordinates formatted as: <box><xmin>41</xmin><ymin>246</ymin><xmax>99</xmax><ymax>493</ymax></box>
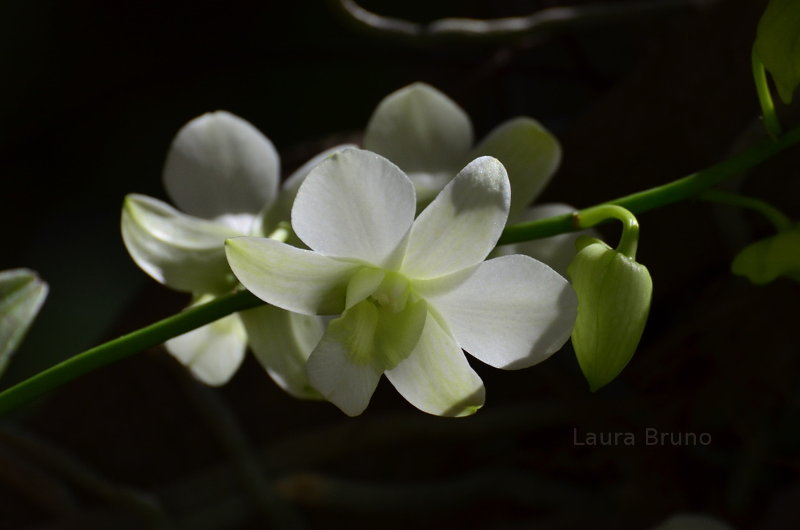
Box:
<box><xmin>496</xmin><ymin>203</ymin><xmax>596</xmax><ymax>277</ymax></box>
<box><xmin>166</xmin><ymin>308</ymin><xmax>246</xmax><ymax>387</ymax></box>
<box><xmin>264</xmin><ymin>144</ymin><xmax>357</xmax><ymax>232</ymax></box>
<box><xmin>731</xmin><ymin>225</ymin><xmax>800</xmax><ymax>284</ymax></box>
<box><xmin>345</xmin><ymin>267</ymin><xmax>385</xmax><ymax>309</ymax></box>
<box><xmin>471</xmin><ymin>117</ymin><xmax>561</xmax><ymax>221</ymax></box>
<box><xmin>568</xmin><ymin>238</ymin><xmax>653</xmax><ymax>391</ymax></box>
<box><xmin>292</xmin><ymin>149</ymin><xmax>415</xmax><ymax>266</ymax></box>
<box><xmin>385</xmin><ymin>310</ymin><xmax>484</xmax><ymax>417</ymax></box>
<box><xmin>0</xmin><ymin>269</ymin><xmax>48</xmax><ymax>377</ymax></box>
<box><xmin>225</xmin><ymin>237</ymin><xmax>358</xmax><ymax>315</ymax></box>
<box><xmin>239</xmin><ymin>305</ymin><xmax>324</xmax><ymax>400</ymax></box>
<box><xmin>424</xmin><ymin>255</ymin><xmax>576</xmax><ymax>369</ymax></box>
<box><xmin>755</xmin><ymin>0</ymin><xmax>800</xmax><ymax>103</ymax></box>
<box><xmin>305</xmin><ymin>324</ymin><xmax>384</xmax><ymax>417</ymax></box>
<box><xmin>122</xmin><ymin>194</ymin><xmax>239</xmax><ymax>294</ymax></box>
<box><xmin>402</xmin><ymin>156</ymin><xmax>510</xmax><ymax>279</ymax></box>
<box><xmin>163</xmin><ymin>111</ymin><xmax>280</xmax><ymax>233</ymax></box>
<box><xmin>364</xmin><ymin>83</ymin><xmax>473</xmax><ymax>200</ymax></box>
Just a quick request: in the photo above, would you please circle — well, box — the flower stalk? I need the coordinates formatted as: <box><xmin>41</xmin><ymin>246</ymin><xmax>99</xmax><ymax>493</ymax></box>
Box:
<box><xmin>0</xmin><ymin>290</ymin><xmax>263</xmax><ymax>416</ymax></box>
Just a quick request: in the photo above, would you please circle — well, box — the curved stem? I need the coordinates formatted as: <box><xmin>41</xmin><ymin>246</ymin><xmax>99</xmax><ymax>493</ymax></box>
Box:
<box><xmin>498</xmin><ymin>124</ymin><xmax>800</xmax><ymax>245</ymax></box>
<box><xmin>698</xmin><ymin>189</ymin><xmax>792</xmax><ymax>231</ymax></box>
<box><xmin>575</xmin><ymin>205</ymin><xmax>639</xmax><ymax>258</ymax></box>
<box><xmin>0</xmin><ymin>290</ymin><xmax>264</xmax><ymax>416</ymax></box>
<box><xmin>752</xmin><ymin>49</ymin><xmax>782</xmax><ymax>139</ymax></box>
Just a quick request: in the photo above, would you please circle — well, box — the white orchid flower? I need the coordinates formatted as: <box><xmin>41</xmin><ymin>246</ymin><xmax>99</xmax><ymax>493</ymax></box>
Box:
<box><xmin>226</xmin><ymin>149</ymin><xmax>577</xmax><ymax>417</ymax></box>
<box><xmin>122</xmin><ymin>111</ymin><xmax>349</xmax><ymax>393</ymax></box>
<box><xmin>365</xmin><ymin>82</ymin><xmax>591</xmax><ymax>275</ymax></box>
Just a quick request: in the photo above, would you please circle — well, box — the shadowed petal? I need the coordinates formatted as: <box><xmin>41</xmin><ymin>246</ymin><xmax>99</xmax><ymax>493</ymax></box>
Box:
<box><xmin>364</xmin><ymin>83</ymin><xmax>473</xmax><ymax>185</ymax></box>
<box><xmin>0</xmin><ymin>269</ymin><xmax>48</xmax><ymax>377</ymax></box>
<box><xmin>306</xmin><ymin>322</ymin><xmax>384</xmax><ymax>417</ymax></box>
<box><xmin>166</xmin><ymin>311</ymin><xmax>247</xmax><ymax>386</ymax></box>
<box><xmin>471</xmin><ymin>117</ymin><xmax>561</xmax><ymax>221</ymax></box>
<box><xmin>163</xmin><ymin>111</ymin><xmax>279</xmax><ymax>233</ymax></box>
<box><xmin>122</xmin><ymin>194</ymin><xmax>238</xmax><ymax>294</ymax></box>
<box><xmin>240</xmin><ymin>305</ymin><xmax>324</xmax><ymax>400</ymax></box>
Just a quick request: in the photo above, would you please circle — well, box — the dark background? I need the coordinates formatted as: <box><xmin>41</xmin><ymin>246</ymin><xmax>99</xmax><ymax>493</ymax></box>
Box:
<box><xmin>1</xmin><ymin>0</ymin><xmax>799</xmax><ymax>528</ymax></box>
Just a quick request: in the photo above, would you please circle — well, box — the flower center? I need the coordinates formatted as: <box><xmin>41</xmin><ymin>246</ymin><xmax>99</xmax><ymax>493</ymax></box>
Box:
<box><xmin>331</xmin><ymin>268</ymin><xmax>428</xmax><ymax>370</ymax></box>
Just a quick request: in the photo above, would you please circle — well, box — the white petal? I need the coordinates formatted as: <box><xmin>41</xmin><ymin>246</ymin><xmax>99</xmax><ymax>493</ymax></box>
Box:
<box><xmin>121</xmin><ymin>194</ymin><xmax>238</xmax><ymax>294</ymax></box>
<box><xmin>401</xmin><ymin>156</ymin><xmax>510</xmax><ymax>279</ymax></box>
<box><xmin>292</xmin><ymin>149</ymin><xmax>415</xmax><ymax>266</ymax></box>
<box><xmin>239</xmin><ymin>305</ymin><xmax>324</xmax><ymax>400</ymax></box>
<box><xmin>426</xmin><ymin>255</ymin><xmax>577</xmax><ymax>369</ymax></box>
<box><xmin>166</xmin><ymin>310</ymin><xmax>246</xmax><ymax>386</ymax></box>
<box><xmin>0</xmin><ymin>269</ymin><xmax>48</xmax><ymax>376</ymax></box>
<box><xmin>225</xmin><ymin>237</ymin><xmax>358</xmax><ymax>315</ymax></box>
<box><xmin>305</xmin><ymin>325</ymin><xmax>383</xmax><ymax>416</ymax></box>
<box><xmin>163</xmin><ymin>111</ymin><xmax>280</xmax><ymax>231</ymax></box>
<box><xmin>364</xmin><ymin>83</ymin><xmax>473</xmax><ymax>180</ymax></box>
<box><xmin>265</xmin><ymin>144</ymin><xmax>357</xmax><ymax>230</ymax></box>
<box><xmin>497</xmin><ymin>203</ymin><xmax>596</xmax><ymax>277</ymax></box>
<box><xmin>385</xmin><ymin>311</ymin><xmax>484</xmax><ymax>417</ymax></box>
<box><xmin>471</xmin><ymin>117</ymin><xmax>561</xmax><ymax>221</ymax></box>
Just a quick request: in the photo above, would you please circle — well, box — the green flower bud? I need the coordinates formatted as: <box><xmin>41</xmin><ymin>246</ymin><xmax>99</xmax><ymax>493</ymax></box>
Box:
<box><xmin>755</xmin><ymin>0</ymin><xmax>800</xmax><ymax>104</ymax></box>
<box><xmin>567</xmin><ymin>237</ymin><xmax>653</xmax><ymax>391</ymax></box>
<box><xmin>731</xmin><ymin>224</ymin><xmax>800</xmax><ymax>284</ymax></box>
<box><xmin>0</xmin><ymin>269</ymin><xmax>48</xmax><ymax>378</ymax></box>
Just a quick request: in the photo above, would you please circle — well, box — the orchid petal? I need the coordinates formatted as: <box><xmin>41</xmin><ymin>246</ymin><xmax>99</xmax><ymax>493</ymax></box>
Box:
<box><xmin>163</xmin><ymin>111</ymin><xmax>279</xmax><ymax>233</ymax></box>
<box><xmin>239</xmin><ymin>305</ymin><xmax>324</xmax><ymax>400</ymax></box>
<box><xmin>226</xmin><ymin>237</ymin><xmax>358</xmax><ymax>315</ymax></box>
<box><xmin>306</xmin><ymin>322</ymin><xmax>384</xmax><ymax>417</ymax></box>
<box><xmin>364</xmin><ymin>83</ymin><xmax>473</xmax><ymax>195</ymax></box>
<box><xmin>401</xmin><ymin>156</ymin><xmax>510</xmax><ymax>279</ymax></box>
<box><xmin>166</xmin><ymin>309</ymin><xmax>246</xmax><ymax>386</ymax></box>
<box><xmin>385</xmin><ymin>310</ymin><xmax>484</xmax><ymax>417</ymax></box>
<box><xmin>0</xmin><ymin>269</ymin><xmax>48</xmax><ymax>376</ymax></box>
<box><xmin>292</xmin><ymin>149</ymin><xmax>415</xmax><ymax>266</ymax></box>
<box><xmin>497</xmin><ymin>203</ymin><xmax>595</xmax><ymax>277</ymax></box>
<box><xmin>471</xmin><ymin>117</ymin><xmax>561</xmax><ymax>221</ymax></box>
<box><xmin>122</xmin><ymin>194</ymin><xmax>238</xmax><ymax>294</ymax></box>
<box><xmin>265</xmin><ymin>144</ymin><xmax>357</xmax><ymax>231</ymax></box>
<box><xmin>426</xmin><ymin>255</ymin><xmax>577</xmax><ymax>369</ymax></box>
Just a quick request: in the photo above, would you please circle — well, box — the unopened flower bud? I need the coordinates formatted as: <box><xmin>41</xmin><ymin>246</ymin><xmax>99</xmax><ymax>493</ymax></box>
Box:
<box><xmin>567</xmin><ymin>236</ymin><xmax>652</xmax><ymax>391</ymax></box>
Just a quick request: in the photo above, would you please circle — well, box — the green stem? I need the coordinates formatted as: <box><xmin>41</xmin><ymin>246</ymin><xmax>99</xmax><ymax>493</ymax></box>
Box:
<box><xmin>498</xmin><ymin>124</ymin><xmax>800</xmax><ymax>245</ymax></box>
<box><xmin>2</xmin><ymin>124</ymin><xmax>800</xmax><ymax>417</ymax></box>
<box><xmin>575</xmin><ymin>205</ymin><xmax>639</xmax><ymax>258</ymax></box>
<box><xmin>698</xmin><ymin>190</ymin><xmax>792</xmax><ymax>231</ymax></box>
<box><xmin>752</xmin><ymin>48</ymin><xmax>782</xmax><ymax>139</ymax></box>
<box><xmin>0</xmin><ymin>290</ymin><xmax>264</xmax><ymax>416</ymax></box>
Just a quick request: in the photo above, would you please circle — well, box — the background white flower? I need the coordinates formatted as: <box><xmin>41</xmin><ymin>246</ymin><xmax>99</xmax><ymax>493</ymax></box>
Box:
<box><xmin>122</xmin><ymin>111</ymin><xmax>348</xmax><ymax>393</ymax></box>
<box><xmin>365</xmin><ymin>82</ymin><xmax>593</xmax><ymax>276</ymax></box>
<box><xmin>226</xmin><ymin>149</ymin><xmax>577</xmax><ymax>417</ymax></box>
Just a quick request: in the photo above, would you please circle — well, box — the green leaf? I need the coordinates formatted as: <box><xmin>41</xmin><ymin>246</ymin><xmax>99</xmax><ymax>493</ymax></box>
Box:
<box><xmin>755</xmin><ymin>0</ymin><xmax>800</xmax><ymax>104</ymax></box>
<box><xmin>731</xmin><ymin>224</ymin><xmax>800</xmax><ymax>285</ymax></box>
<box><xmin>0</xmin><ymin>269</ymin><xmax>48</xmax><ymax>377</ymax></box>
<box><xmin>567</xmin><ymin>238</ymin><xmax>652</xmax><ymax>391</ymax></box>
